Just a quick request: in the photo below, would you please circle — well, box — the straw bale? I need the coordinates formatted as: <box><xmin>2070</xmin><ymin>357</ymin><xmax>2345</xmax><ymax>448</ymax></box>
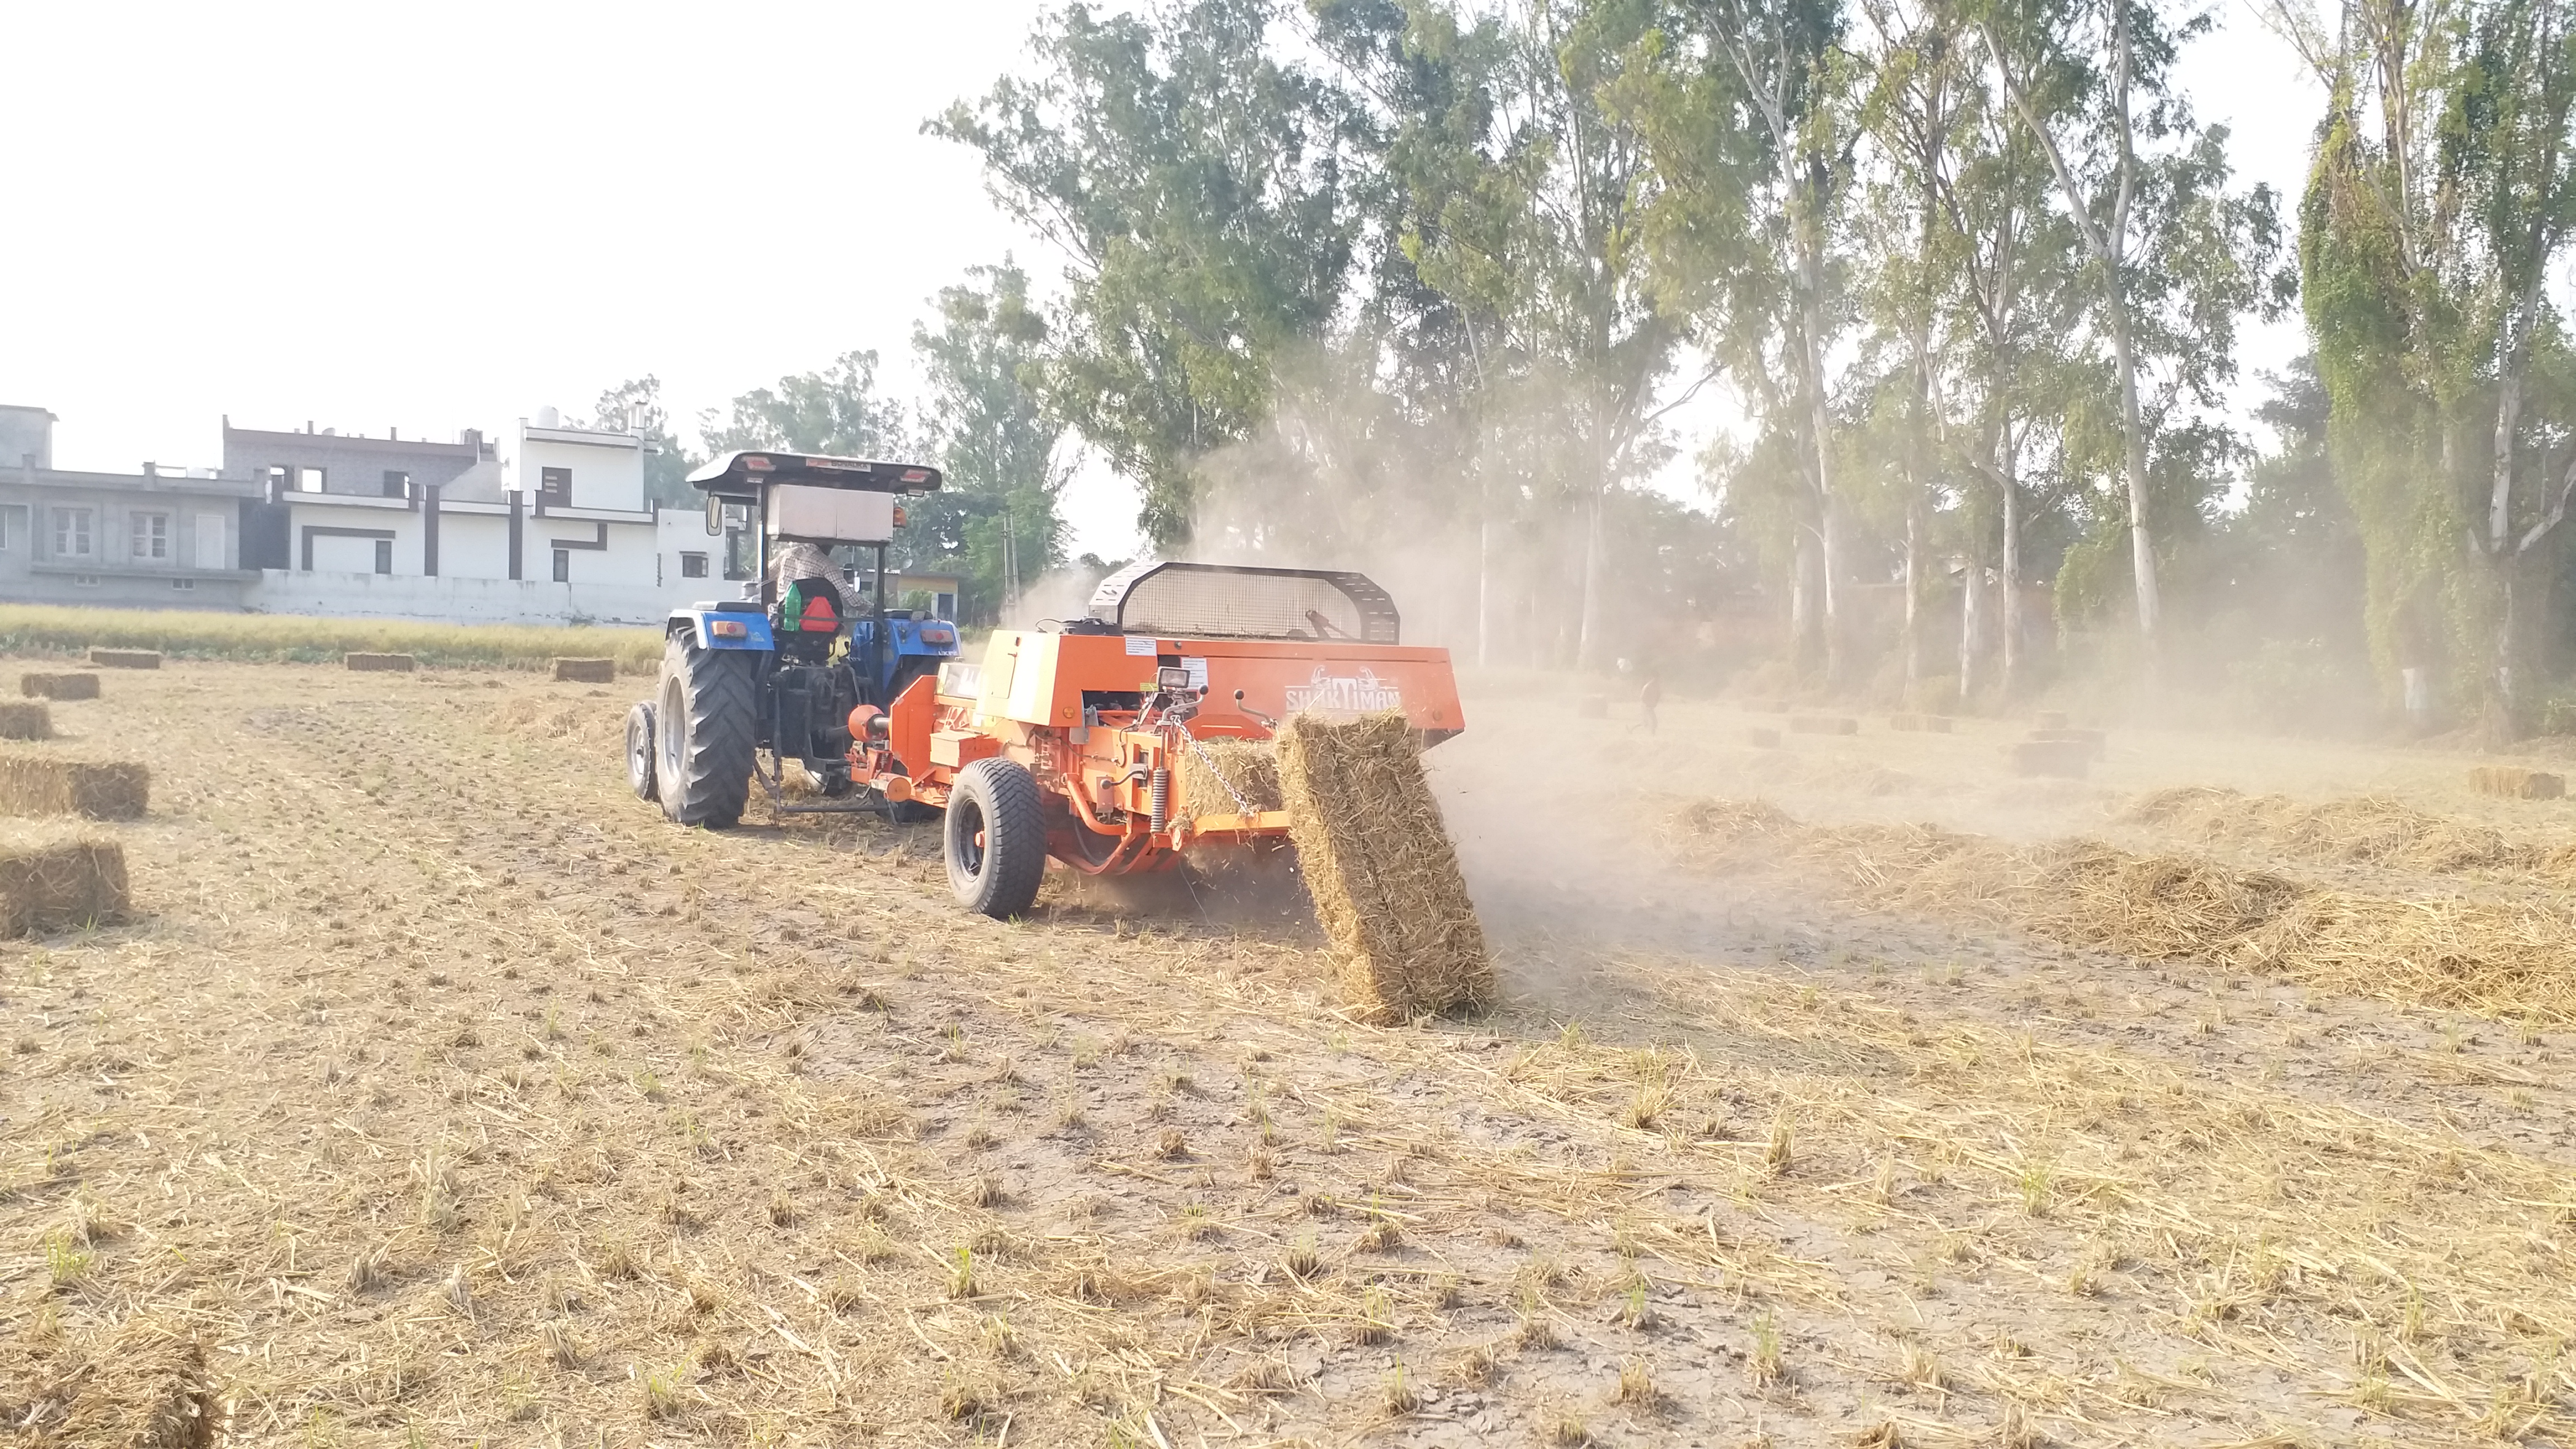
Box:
<box><xmin>0</xmin><ymin>825</ymin><xmax>128</xmax><ymax>934</ymax></box>
<box><xmin>344</xmin><ymin>651</ymin><xmax>416</xmax><ymax>672</ymax></box>
<box><xmin>0</xmin><ymin>701</ymin><xmax>50</xmax><ymax>740</ymax></box>
<box><xmin>88</xmin><ymin>647</ymin><xmax>161</xmax><ymax>669</ymax></box>
<box><xmin>5</xmin><ymin>1317</ymin><xmax>214</xmax><ymax>1447</ymax></box>
<box><xmin>2469</xmin><ymin>765</ymin><xmax>2564</xmax><ymax>800</ymax></box>
<box><xmin>0</xmin><ymin>751</ymin><xmax>149</xmax><ymax>819</ymax></box>
<box><xmin>1670</xmin><ymin>797</ymin><xmax>2576</xmax><ymax>1020</ymax></box>
<box><xmin>2010</xmin><ymin>740</ymin><xmax>2090</xmax><ymax>778</ymax></box>
<box><xmin>21</xmin><ymin>671</ymin><xmax>100</xmax><ymax>699</ymax></box>
<box><xmin>1275</xmin><ymin>710</ymin><xmax>1490</xmax><ymax>1022</ymax></box>
<box><xmin>2030</xmin><ymin>726</ymin><xmax>2106</xmax><ymax>757</ymax></box>
<box><xmin>1576</xmin><ymin>695</ymin><xmax>1609</xmax><ymax>719</ymax></box>
<box><xmin>1888</xmin><ymin>713</ymin><xmax>1953</xmax><ymax>733</ymax></box>
<box><xmin>1789</xmin><ymin>715</ymin><xmax>1858</xmax><ymax>735</ymax></box>
<box><xmin>1744</xmin><ymin>727</ymin><xmax>1783</xmax><ymax>749</ymax></box>
<box><xmin>553</xmin><ymin>655</ymin><xmax>618</xmax><ymax>683</ymax></box>
<box><xmin>1177</xmin><ymin>737</ymin><xmax>1282</xmax><ymax>822</ymax></box>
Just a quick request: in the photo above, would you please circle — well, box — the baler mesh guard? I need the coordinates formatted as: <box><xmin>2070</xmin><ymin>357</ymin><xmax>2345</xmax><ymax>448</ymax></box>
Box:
<box><xmin>1086</xmin><ymin>562</ymin><xmax>1401</xmax><ymax>645</ymax></box>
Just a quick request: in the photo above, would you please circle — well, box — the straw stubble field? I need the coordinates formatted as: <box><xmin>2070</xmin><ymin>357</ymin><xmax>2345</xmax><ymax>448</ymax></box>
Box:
<box><xmin>6</xmin><ymin>667</ymin><xmax>2576</xmax><ymax>1445</ymax></box>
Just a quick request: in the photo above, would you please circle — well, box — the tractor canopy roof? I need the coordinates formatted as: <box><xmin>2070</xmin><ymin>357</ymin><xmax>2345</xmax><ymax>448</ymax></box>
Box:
<box><xmin>1087</xmin><ymin>561</ymin><xmax>1401</xmax><ymax>645</ymax></box>
<box><xmin>688</xmin><ymin>450</ymin><xmax>944</xmax><ymax>497</ymax></box>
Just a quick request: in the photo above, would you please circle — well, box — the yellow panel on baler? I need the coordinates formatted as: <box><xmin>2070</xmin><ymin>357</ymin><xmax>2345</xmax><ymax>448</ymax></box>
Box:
<box><xmin>974</xmin><ymin>630</ymin><xmax>1151</xmax><ymax>728</ymax></box>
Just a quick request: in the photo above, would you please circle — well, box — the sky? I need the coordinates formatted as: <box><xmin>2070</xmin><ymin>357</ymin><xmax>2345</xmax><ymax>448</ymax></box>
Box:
<box><xmin>3</xmin><ymin>0</ymin><xmax>2319</xmax><ymax>559</ymax></box>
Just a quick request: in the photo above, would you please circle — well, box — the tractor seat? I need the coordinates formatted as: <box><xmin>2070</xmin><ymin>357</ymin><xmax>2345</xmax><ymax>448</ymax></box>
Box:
<box><xmin>778</xmin><ymin>577</ymin><xmax>846</xmax><ymax>634</ymax></box>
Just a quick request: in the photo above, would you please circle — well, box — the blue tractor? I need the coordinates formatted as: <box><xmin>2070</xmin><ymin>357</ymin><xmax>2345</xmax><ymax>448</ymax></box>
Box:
<box><xmin>624</xmin><ymin>450</ymin><xmax>961</xmax><ymax>827</ymax></box>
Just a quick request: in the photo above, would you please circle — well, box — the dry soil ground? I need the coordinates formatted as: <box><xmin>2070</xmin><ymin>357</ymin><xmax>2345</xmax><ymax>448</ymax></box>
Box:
<box><xmin>8</xmin><ymin>664</ymin><xmax>2576</xmax><ymax>1447</ymax></box>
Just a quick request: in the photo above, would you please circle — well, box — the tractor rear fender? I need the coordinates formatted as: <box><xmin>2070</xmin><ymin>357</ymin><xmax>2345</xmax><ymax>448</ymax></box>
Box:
<box><xmin>885</xmin><ymin>672</ymin><xmax>939</xmax><ymax>781</ymax></box>
<box><xmin>668</xmin><ymin>606</ymin><xmax>775</xmax><ymax>652</ymax></box>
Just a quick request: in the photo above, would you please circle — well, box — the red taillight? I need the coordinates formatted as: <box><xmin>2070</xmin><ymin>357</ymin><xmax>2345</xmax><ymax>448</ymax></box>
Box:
<box><xmin>899</xmin><ymin>468</ymin><xmax>930</xmax><ymax>484</ymax></box>
<box><xmin>711</xmin><ymin>619</ymin><xmax>749</xmax><ymax>640</ymax></box>
<box><xmin>744</xmin><ymin>455</ymin><xmax>773</xmax><ymax>471</ymax></box>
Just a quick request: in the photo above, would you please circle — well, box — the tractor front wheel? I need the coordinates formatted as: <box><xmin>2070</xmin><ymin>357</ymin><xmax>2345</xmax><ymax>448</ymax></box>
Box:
<box><xmin>656</xmin><ymin>633</ymin><xmax>757</xmax><ymax>828</ymax></box>
<box><xmin>624</xmin><ymin>702</ymin><xmax>658</xmax><ymax>801</ymax></box>
<box><xmin>944</xmin><ymin>757</ymin><xmax>1045</xmax><ymax>918</ymax></box>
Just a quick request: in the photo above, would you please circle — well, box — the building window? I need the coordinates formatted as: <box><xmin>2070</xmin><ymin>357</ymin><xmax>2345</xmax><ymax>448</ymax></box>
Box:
<box><xmin>130</xmin><ymin>512</ymin><xmax>170</xmax><ymax>561</ymax></box>
<box><xmin>373</xmin><ymin>539</ymin><xmax>393</xmax><ymax>575</ymax></box>
<box><xmin>723</xmin><ymin>527</ymin><xmax>754</xmax><ymax>581</ymax></box>
<box><xmin>172</xmin><ymin>578</ymin><xmax>195</xmax><ymax>591</ymax></box>
<box><xmin>266</xmin><ymin>466</ymin><xmax>290</xmax><ymax>496</ymax></box>
<box><xmin>552</xmin><ymin>547</ymin><xmax>570</xmax><ymax>583</ymax></box>
<box><xmin>297</xmin><ymin>466</ymin><xmax>326</xmax><ymax>493</ymax></box>
<box><xmin>382</xmin><ymin>470</ymin><xmax>410</xmax><ymax>499</ymax></box>
<box><xmin>52</xmin><ymin>508</ymin><xmax>92</xmax><ymax>558</ymax></box>
<box><xmin>538</xmin><ymin>466</ymin><xmax>571</xmax><ymax>506</ymax></box>
<box><xmin>680</xmin><ymin>551</ymin><xmax>709</xmax><ymax>579</ymax></box>
<box><xmin>71</xmin><ymin>574</ymin><xmax>99</xmax><ymax>587</ymax></box>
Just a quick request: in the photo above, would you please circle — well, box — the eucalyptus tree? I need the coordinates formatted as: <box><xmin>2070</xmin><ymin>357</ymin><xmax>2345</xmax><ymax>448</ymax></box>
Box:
<box><xmin>1626</xmin><ymin>0</ymin><xmax>1865</xmax><ymax>682</ymax></box>
<box><xmin>2272</xmin><ymin>0</ymin><xmax>2576</xmax><ymax>730</ymax></box>
<box><xmin>1979</xmin><ymin>0</ymin><xmax>2284</xmax><ymax>678</ymax></box>
<box><xmin>909</xmin><ymin>262</ymin><xmax>1073</xmax><ymax>620</ymax></box>
<box><xmin>934</xmin><ymin>0</ymin><xmax>1368</xmax><ymax>548</ymax></box>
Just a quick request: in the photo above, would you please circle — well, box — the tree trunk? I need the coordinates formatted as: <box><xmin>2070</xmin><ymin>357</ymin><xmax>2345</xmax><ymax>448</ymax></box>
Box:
<box><xmin>1903</xmin><ymin>490</ymin><xmax>1925</xmax><ymax>699</ymax></box>
<box><xmin>2107</xmin><ymin>299</ymin><xmax>2160</xmax><ymax>667</ymax></box>
<box><xmin>1575</xmin><ymin>484</ymin><xmax>1603</xmax><ymax>671</ymax></box>
<box><xmin>1476</xmin><ymin>506</ymin><xmax>1493</xmax><ymax>670</ymax></box>
<box><xmin>2000</xmin><ymin>455</ymin><xmax>2024</xmax><ymax>699</ymax></box>
<box><xmin>1791</xmin><ymin>527</ymin><xmax>1819</xmax><ymax>677</ymax></box>
<box><xmin>1798</xmin><ymin>229</ymin><xmax>1841</xmax><ymax>689</ymax></box>
<box><xmin>1959</xmin><ymin>548</ymin><xmax>1985</xmax><ymax>700</ymax></box>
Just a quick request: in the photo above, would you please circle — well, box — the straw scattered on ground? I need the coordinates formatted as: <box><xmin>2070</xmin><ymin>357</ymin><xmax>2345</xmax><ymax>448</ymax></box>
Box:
<box><xmin>1277</xmin><ymin>710</ymin><xmax>1491</xmax><ymax>1021</ymax></box>
<box><xmin>2125</xmin><ymin>783</ymin><xmax>2576</xmax><ymax>883</ymax></box>
<box><xmin>1673</xmin><ymin>796</ymin><xmax>2576</xmax><ymax>1021</ymax></box>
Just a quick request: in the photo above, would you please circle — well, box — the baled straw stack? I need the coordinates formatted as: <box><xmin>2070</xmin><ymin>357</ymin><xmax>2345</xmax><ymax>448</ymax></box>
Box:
<box><xmin>1789</xmin><ymin>715</ymin><xmax>1859</xmax><ymax>735</ymax></box>
<box><xmin>0</xmin><ymin>701</ymin><xmax>50</xmax><ymax>739</ymax></box>
<box><xmin>1177</xmin><ymin>737</ymin><xmax>1282</xmax><ymax>823</ymax></box>
<box><xmin>0</xmin><ymin>824</ymin><xmax>129</xmax><ymax>934</ymax></box>
<box><xmin>344</xmin><ymin>651</ymin><xmax>416</xmax><ymax>673</ymax></box>
<box><xmin>0</xmin><ymin>751</ymin><xmax>149</xmax><ymax>819</ymax></box>
<box><xmin>1669</xmin><ymin>796</ymin><xmax>2576</xmax><ymax>1021</ymax></box>
<box><xmin>2469</xmin><ymin>765</ymin><xmax>2565</xmax><ymax>800</ymax></box>
<box><xmin>553</xmin><ymin>656</ymin><xmax>618</xmax><ymax>683</ymax></box>
<box><xmin>88</xmin><ymin>647</ymin><xmax>161</xmax><ymax>669</ymax></box>
<box><xmin>1276</xmin><ymin>710</ymin><xmax>1491</xmax><ymax>1022</ymax></box>
<box><xmin>2010</xmin><ymin>739</ymin><xmax>2090</xmax><ymax>778</ymax></box>
<box><xmin>21</xmin><ymin>671</ymin><xmax>100</xmax><ymax>699</ymax></box>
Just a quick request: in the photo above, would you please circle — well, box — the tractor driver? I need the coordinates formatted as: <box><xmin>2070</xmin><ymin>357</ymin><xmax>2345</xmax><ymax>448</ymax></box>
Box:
<box><xmin>767</xmin><ymin>539</ymin><xmax>865</xmax><ymax>623</ymax></box>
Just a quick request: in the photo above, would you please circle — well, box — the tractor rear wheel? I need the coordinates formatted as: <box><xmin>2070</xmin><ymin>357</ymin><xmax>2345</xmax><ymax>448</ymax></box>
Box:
<box><xmin>656</xmin><ymin>633</ymin><xmax>756</xmax><ymax>828</ymax></box>
<box><xmin>624</xmin><ymin>702</ymin><xmax>658</xmax><ymax>801</ymax></box>
<box><xmin>944</xmin><ymin>757</ymin><xmax>1045</xmax><ymax>918</ymax></box>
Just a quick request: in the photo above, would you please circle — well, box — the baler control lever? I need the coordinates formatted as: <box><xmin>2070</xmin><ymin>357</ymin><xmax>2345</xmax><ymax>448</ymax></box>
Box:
<box><xmin>1233</xmin><ymin>689</ymin><xmax>1279</xmax><ymax>729</ymax></box>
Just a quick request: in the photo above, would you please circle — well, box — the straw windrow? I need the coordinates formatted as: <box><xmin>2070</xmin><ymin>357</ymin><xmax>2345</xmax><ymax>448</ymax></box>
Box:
<box><xmin>1275</xmin><ymin>711</ymin><xmax>1490</xmax><ymax>1022</ymax></box>
<box><xmin>1672</xmin><ymin>797</ymin><xmax>2576</xmax><ymax>1020</ymax></box>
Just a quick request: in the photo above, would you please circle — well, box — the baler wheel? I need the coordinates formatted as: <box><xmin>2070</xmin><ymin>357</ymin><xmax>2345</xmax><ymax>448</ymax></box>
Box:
<box><xmin>944</xmin><ymin>757</ymin><xmax>1045</xmax><ymax>918</ymax></box>
<box><xmin>656</xmin><ymin>633</ymin><xmax>756</xmax><ymax>828</ymax></box>
<box><xmin>624</xmin><ymin>702</ymin><xmax>658</xmax><ymax>801</ymax></box>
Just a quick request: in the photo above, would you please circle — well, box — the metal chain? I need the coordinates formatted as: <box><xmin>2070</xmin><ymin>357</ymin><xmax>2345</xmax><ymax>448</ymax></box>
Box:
<box><xmin>1180</xmin><ymin>731</ymin><xmax>1261</xmax><ymax>817</ymax></box>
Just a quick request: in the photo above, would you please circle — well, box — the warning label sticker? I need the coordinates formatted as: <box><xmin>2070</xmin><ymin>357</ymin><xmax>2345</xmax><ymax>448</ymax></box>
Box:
<box><xmin>1124</xmin><ymin>636</ymin><xmax>1158</xmax><ymax>656</ymax></box>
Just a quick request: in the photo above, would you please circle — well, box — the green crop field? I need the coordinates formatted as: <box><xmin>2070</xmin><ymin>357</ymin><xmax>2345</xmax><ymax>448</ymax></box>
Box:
<box><xmin>0</xmin><ymin>604</ymin><xmax>661</xmax><ymax>673</ymax></box>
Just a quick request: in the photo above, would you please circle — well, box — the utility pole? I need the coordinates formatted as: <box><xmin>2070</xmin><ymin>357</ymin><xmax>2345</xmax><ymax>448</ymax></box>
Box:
<box><xmin>1001</xmin><ymin>502</ymin><xmax>1023</xmax><ymax>619</ymax></box>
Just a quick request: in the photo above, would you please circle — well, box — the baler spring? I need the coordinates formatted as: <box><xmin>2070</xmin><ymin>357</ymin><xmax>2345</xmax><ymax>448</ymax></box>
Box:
<box><xmin>1149</xmin><ymin>768</ymin><xmax>1171</xmax><ymax>833</ymax></box>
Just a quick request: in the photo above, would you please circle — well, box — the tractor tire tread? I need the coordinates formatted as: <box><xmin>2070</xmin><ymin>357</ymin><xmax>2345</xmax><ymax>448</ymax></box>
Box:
<box><xmin>660</xmin><ymin>633</ymin><xmax>757</xmax><ymax>828</ymax></box>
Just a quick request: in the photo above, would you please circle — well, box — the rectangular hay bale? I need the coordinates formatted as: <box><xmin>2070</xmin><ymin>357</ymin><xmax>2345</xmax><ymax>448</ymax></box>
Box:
<box><xmin>2030</xmin><ymin>726</ymin><xmax>2106</xmax><ymax>758</ymax></box>
<box><xmin>1177</xmin><ymin>737</ymin><xmax>1283</xmax><ymax>821</ymax></box>
<box><xmin>344</xmin><ymin>652</ymin><xmax>416</xmax><ymax>673</ymax></box>
<box><xmin>552</xmin><ymin>656</ymin><xmax>618</xmax><ymax>684</ymax></box>
<box><xmin>88</xmin><ymin>648</ymin><xmax>161</xmax><ymax>670</ymax></box>
<box><xmin>1789</xmin><ymin>715</ymin><xmax>1859</xmax><ymax>735</ymax></box>
<box><xmin>21</xmin><ymin>671</ymin><xmax>100</xmax><ymax>700</ymax></box>
<box><xmin>1276</xmin><ymin>711</ymin><xmax>1491</xmax><ymax>1022</ymax></box>
<box><xmin>1744</xmin><ymin>727</ymin><xmax>1783</xmax><ymax>749</ymax></box>
<box><xmin>1889</xmin><ymin>713</ymin><xmax>1955</xmax><ymax>733</ymax></box>
<box><xmin>2010</xmin><ymin>739</ymin><xmax>2091</xmax><ymax>779</ymax></box>
<box><xmin>0</xmin><ymin>703</ymin><xmax>49</xmax><ymax>740</ymax></box>
<box><xmin>0</xmin><ymin>752</ymin><xmax>150</xmax><ymax>819</ymax></box>
<box><xmin>2468</xmin><ymin>765</ymin><xmax>2566</xmax><ymax>801</ymax></box>
<box><xmin>0</xmin><ymin>827</ymin><xmax>128</xmax><ymax>935</ymax></box>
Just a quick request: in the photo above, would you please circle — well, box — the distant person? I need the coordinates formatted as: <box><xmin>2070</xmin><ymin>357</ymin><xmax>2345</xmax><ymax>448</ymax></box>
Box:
<box><xmin>1635</xmin><ymin>673</ymin><xmax>1663</xmax><ymax>735</ymax></box>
